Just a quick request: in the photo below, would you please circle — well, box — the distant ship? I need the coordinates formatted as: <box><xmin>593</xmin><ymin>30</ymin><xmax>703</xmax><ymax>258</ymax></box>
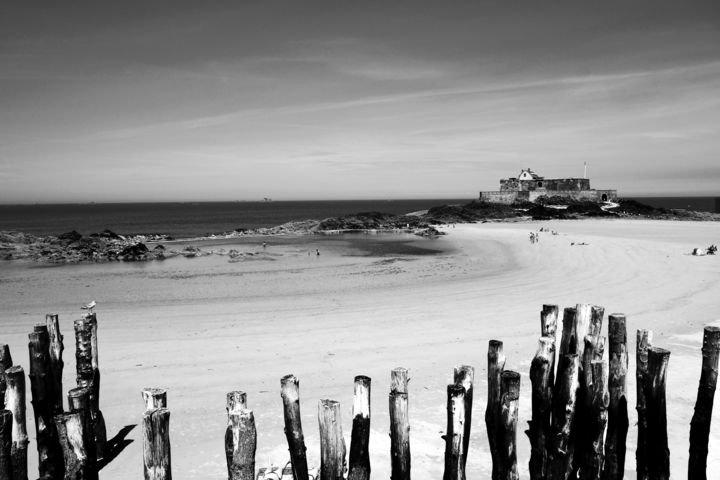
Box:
<box><xmin>263</xmin><ymin>197</ymin><xmax>272</xmax><ymax>202</ymax></box>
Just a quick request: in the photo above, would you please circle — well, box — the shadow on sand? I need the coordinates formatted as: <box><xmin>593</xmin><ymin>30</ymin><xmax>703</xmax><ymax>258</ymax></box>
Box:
<box><xmin>98</xmin><ymin>424</ymin><xmax>136</xmax><ymax>470</ymax></box>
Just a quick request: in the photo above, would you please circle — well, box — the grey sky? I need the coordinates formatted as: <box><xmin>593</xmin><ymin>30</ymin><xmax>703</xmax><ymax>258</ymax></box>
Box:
<box><xmin>1</xmin><ymin>1</ymin><xmax>719</xmax><ymax>202</ymax></box>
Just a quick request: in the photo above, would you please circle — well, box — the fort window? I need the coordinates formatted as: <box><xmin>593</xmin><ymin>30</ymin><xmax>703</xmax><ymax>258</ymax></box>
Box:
<box><xmin>537</xmin><ymin>182</ymin><xmax>543</xmax><ymax>187</ymax></box>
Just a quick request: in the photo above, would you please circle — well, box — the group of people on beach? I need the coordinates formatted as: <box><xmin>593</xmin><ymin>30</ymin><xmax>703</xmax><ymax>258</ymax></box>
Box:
<box><xmin>529</xmin><ymin>227</ymin><xmax>559</xmax><ymax>244</ymax></box>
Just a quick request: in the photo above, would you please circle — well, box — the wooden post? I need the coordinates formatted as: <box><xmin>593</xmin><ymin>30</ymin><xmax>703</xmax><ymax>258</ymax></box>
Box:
<box><xmin>549</xmin><ymin>353</ymin><xmax>579</xmax><ymax>480</ymax></box>
<box><xmin>225</xmin><ymin>409</ymin><xmax>256</xmax><ymax>480</ymax></box>
<box><xmin>5</xmin><ymin>365</ymin><xmax>28</xmax><ymax>480</ymax></box>
<box><xmin>143</xmin><ymin>408</ymin><xmax>171</xmax><ymax>480</ymax></box>
<box><xmin>74</xmin><ymin>318</ymin><xmax>95</xmax><ymax>396</ymax></box>
<box><xmin>55</xmin><ymin>412</ymin><xmax>94</xmax><ymax>480</ymax></box>
<box><xmin>498</xmin><ymin>371</ymin><xmax>520</xmax><ymax>480</ymax></box>
<box><xmin>280</xmin><ymin>375</ymin><xmax>309</xmax><ymax>480</ymax></box>
<box><xmin>688</xmin><ymin>326</ymin><xmax>720</xmax><ymax>480</ymax></box>
<box><xmin>46</xmin><ymin>314</ymin><xmax>65</xmax><ymax>415</ymax></box>
<box><xmin>453</xmin><ymin>365</ymin><xmax>473</xmax><ymax>473</ymax></box>
<box><xmin>142</xmin><ymin>388</ymin><xmax>168</xmax><ymax>411</ymax></box>
<box><xmin>389</xmin><ymin>367</ymin><xmax>410</xmax><ymax>480</ymax></box>
<box><xmin>443</xmin><ymin>384</ymin><xmax>465</xmax><ymax>480</ymax></box>
<box><xmin>580</xmin><ymin>360</ymin><xmax>608</xmax><ymax>480</ymax></box>
<box><xmin>348</xmin><ymin>375</ymin><xmax>371</xmax><ymax>480</ymax></box>
<box><xmin>318</xmin><ymin>399</ymin><xmax>345</xmax><ymax>480</ymax></box>
<box><xmin>587</xmin><ymin>305</ymin><xmax>605</xmax><ymax>339</ymax></box>
<box><xmin>0</xmin><ymin>345</ymin><xmax>12</xmax><ymax>410</ymax></box>
<box><xmin>226</xmin><ymin>391</ymin><xmax>246</xmax><ymax>415</ymax></box>
<box><xmin>644</xmin><ymin>347</ymin><xmax>670</xmax><ymax>480</ymax></box>
<box><xmin>527</xmin><ymin>336</ymin><xmax>555</xmax><ymax>480</ymax></box>
<box><xmin>0</xmin><ymin>410</ymin><xmax>12</xmax><ymax>480</ymax></box>
<box><xmin>485</xmin><ymin>340</ymin><xmax>505</xmax><ymax>480</ymax></box>
<box><xmin>559</xmin><ymin>308</ymin><xmax>577</xmax><ymax>356</ymax></box>
<box><xmin>75</xmin><ymin>317</ymin><xmax>106</xmax><ymax>462</ymax></box>
<box><xmin>635</xmin><ymin>329</ymin><xmax>653</xmax><ymax>480</ymax></box>
<box><xmin>603</xmin><ymin>314</ymin><xmax>628</xmax><ymax>480</ymax></box>
<box><xmin>541</xmin><ymin>304</ymin><xmax>559</xmax><ymax>339</ymax></box>
<box><xmin>28</xmin><ymin>324</ymin><xmax>63</xmax><ymax>478</ymax></box>
<box><xmin>68</xmin><ymin>387</ymin><xmax>96</xmax><ymax>475</ymax></box>
<box><xmin>540</xmin><ymin>304</ymin><xmax>559</xmax><ymax>389</ymax></box>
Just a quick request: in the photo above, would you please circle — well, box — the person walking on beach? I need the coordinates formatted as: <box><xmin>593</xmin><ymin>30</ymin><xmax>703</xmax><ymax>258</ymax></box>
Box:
<box><xmin>316</xmin><ymin>249</ymin><xmax>320</xmax><ymax>256</ymax></box>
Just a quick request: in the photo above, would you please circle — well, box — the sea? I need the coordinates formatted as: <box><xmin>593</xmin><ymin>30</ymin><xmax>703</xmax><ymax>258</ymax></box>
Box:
<box><xmin>0</xmin><ymin>199</ymin><xmax>469</xmax><ymax>239</ymax></box>
<box><xmin>0</xmin><ymin>196</ymin><xmax>717</xmax><ymax>239</ymax></box>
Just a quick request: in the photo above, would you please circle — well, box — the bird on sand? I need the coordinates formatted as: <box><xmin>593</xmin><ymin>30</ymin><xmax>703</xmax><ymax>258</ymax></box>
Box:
<box><xmin>81</xmin><ymin>300</ymin><xmax>96</xmax><ymax>313</ymax></box>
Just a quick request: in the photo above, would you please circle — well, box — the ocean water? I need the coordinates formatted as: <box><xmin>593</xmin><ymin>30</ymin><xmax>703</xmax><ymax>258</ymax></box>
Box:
<box><xmin>628</xmin><ymin>196</ymin><xmax>719</xmax><ymax>213</ymax></box>
<box><xmin>0</xmin><ymin>199</ymin><xmax>469</xmax><ymax>239</ymax></box>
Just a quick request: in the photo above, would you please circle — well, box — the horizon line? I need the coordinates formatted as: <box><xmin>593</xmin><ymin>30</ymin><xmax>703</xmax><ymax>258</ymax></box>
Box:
<box><xmin>1</xmin><ymin>193</ymin><xmax>718</xmax><ymax>207</ymax></box>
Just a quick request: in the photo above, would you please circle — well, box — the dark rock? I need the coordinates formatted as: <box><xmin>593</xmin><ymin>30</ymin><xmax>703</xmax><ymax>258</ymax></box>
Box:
<box><xmin>565</xmin><ymin>202</ymin><xmax>615</xmax><ymax>217</ymax></box>
<box><xmin>90</xmin><ymin>229</ymin><xmax>122</xmax><ymax>239</ymax></box>
<box><xmin>58</xmin><ymin>230</ymin><xmax>82</xmax><ymax>242</ymax></box>
<box><xmin>119</xmin><ymin>243</ymin><xmax>149</xmax><ymax>258</ymax></box>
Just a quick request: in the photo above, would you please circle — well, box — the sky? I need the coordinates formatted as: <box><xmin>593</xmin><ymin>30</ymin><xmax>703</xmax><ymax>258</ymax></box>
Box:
<box><xmin>1</xmin><ymin>1</ymin><xmax>719</xmax><ymax>203</ymax></box>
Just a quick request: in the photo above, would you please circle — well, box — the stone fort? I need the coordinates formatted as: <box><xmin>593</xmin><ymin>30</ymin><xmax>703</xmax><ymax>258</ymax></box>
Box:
<box><xmin>479</xmin><ymin>168</ymin><xmax>617</xmax><ymax>204</ymax></box>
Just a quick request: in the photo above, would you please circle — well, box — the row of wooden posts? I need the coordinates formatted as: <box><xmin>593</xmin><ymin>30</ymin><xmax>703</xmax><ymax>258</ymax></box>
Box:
<box><xmin>1</xmin><ymin>305</ymin><xmax>719</xmax><ymax>480</ymax></box>
<box><xmin>140</xmin><ymin>304</ymin><xmax>720</xmax><ymax>480</ymax></box>
<box><xmin>0</xmin><ymin>313</ymin><xmax>106</xmax><ymax>480</ymax></box>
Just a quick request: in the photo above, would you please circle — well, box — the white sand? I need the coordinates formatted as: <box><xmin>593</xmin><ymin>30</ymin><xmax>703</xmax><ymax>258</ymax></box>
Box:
<box><xmin>1</xmin><ymin>219</ymin><xmax>719</xmax><ymax>479</ymax></box>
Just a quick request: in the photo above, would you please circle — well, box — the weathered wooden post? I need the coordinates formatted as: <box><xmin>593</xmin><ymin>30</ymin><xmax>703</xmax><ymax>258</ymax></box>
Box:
<box><xmin>68</xmin><ymin>387</ymin><xmax>97</xmax><ymax>478</ymax></box>
<box><xmin>574</xmin><ymin>334</ymin><xmax>604</xmax><ymax>477</ymax></box>
<box><xmin>46</xmin><ymin>313</ymin><xmax>65</xmax><ymax>414</ymax></box>
<box><xmin>55</xmin><ymin>412</ymin><xmax>94</xmax><ymax>480</ymax></box>
<box><xmin>541</xmin><ymin>304</ymin><xmax>559</xmax><ymax>339</ymax></box>
<box><xmin>348</xmin><ymin>375</ymin><xmax>371</xmax><ymax>480</ymax></box>
<box><xmin>635</xmin><ymin>329</ymin><xmax>653</xmax><ymax>480</ymax></box>
<box><xmin>142</xmin><ymin>388</ymin><xmax>168</xmax><ymax>411</ymax></box>
<box><xmin>143</xmin><ymin>408</ymin><xmax>171</xmax><ymax>480</ymax></box>
<box><xmin>688</xmin><ymin>326</ymin><xmax>720</xmax><ymax>480</ymax></box>
<box><xmin>644</xmin><ymin>347</ymin><xmax>670</xmax><ymax>480</ymax></box>
<box><xmin>75</xmin><ymin>316</ymin><xmax>106</xmax><ymax>461</ymax></box>
<box><xmin>486</xmin><ymin>340</ymin><xmax>505</xmax><ymax>480</ymax></box>
<box><xmin>580</xmin><ymin>359</ymin><xmax>608</xmax><ymax>480</ymax></box>
<box><xmin>318</xmin><ymin>399</ymin><xmax>345</xmax><ymax>480</ymax></box>
<box><xmin>0</xmin><ymin>410</ymin><xmax>12</xmax><ymax>480</ymax></box>
<box><xmin>226</xmin><ymin>391</ymin><xmax>246</xmax><ymax>415</ymax></box>
<box><xmin>453</xmin><ymin>365</ymin><xmax>473</xmax><ymax>473</ymax></box>
<box><xmin>588</xmin><ymin>305</ymin><xmax>605</xmax><ymax>339</ymax></box>
<box><xmin>28</xmin><ymin>324</ymin><xmax>63</xmax><ymax>478</ymax></box>
<box><xmin>0</xmin><ymin>345</ymin><xmax>12</xmax><ymax>409</ymax></box>
<box><xmin>280</xmin><ymin>375</ymin><xmax>309</xmax><ymax>480</ymax></box>
<box><xmin>443</xmin><ymin>384</ymin><xmax>465</xmax><ymax>480</ymax></box>
<box><xmin>225</xmin><ymin>409</ymin><xmax>256</xmax><ymax>480</ymax></box>
<box><xmin>558</xmin><ymin>308</ymin><xmax>577</xmax><ymax>356</ymax></box>
<box><xmin>389</xmin><ymin>367</ymin><xmax>410</xmax><ymax>480</ymax></box>
<box><xmin>5</xmin><ymin>366</ymin><xmax>28</xmax><ymax>480</ymax></box>
<box><xmin>549</xmin><ymin>353</ymin><xmax>579</xmax><ymax>480</ymax></box>
<box><xmin>498</xmin><ymin>371</ymin><xmax>520</xmax><ymax>480</ymax></box>
<box><xmin>603</xmin><ymin>314</ymin><xmax>628</xmax><ymax>480</ymax></box>
<box><xmin>527</xmin><ymin>336</ymin><xmax>555</xmax><ymax>480</ymax></box>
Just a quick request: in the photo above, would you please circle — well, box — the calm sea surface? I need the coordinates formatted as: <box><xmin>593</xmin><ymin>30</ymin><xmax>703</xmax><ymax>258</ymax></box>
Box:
<box><xmin>1</xmin><ymin>197</ymin><xmax>716</xmax><ymax>239</ymax></box>
<box><xmin>0</xmin><ymin>199</ymin><xmax>470</xmax><ymax>238</ymax></box>
<box><xmin>628</xmin><ymin>196</ymin><xmax>719</xmax><ymax>214</ymax></box>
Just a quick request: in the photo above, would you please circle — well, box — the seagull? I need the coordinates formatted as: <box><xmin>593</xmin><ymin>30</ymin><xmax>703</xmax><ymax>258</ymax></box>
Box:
<box><xmin>81</xmin><ymin>300</ymin><xmax>96</xmax><ymax>313</ymax></box>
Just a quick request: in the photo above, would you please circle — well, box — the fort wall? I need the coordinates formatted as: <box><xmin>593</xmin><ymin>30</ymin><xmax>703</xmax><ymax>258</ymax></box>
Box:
<box><xmin>479</xmin><ymin>189</ymin><xmax>617</xmax><ymax>204</ymax></box>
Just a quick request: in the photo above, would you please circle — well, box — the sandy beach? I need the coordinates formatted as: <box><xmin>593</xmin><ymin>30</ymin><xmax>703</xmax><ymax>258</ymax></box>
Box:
<box><xmin>1</xmin><ymin>218</ymin><xmax>719</xmax><ymax>479</ymax></box>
